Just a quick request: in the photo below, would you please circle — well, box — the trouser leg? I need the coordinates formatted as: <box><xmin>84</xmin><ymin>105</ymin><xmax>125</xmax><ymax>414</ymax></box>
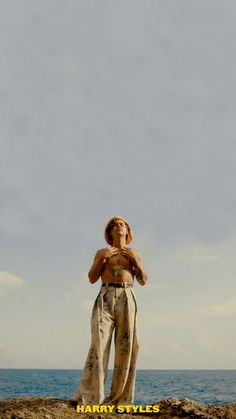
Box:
<box><xmin>109</xmin><ymin>287</ymin><xmax>139</xmax><ymax>404</ymax></box>
<box><xmin>74</xmin><ymin>289</ymin><xmax>115</xmax><ymax>405</ymax></box>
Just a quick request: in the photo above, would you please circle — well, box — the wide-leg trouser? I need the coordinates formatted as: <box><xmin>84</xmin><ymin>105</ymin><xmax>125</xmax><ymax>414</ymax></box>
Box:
<box><xmin>74</xmin><ymin>285</ymin><xmax>139</xmax><ymax>405</ymax></box>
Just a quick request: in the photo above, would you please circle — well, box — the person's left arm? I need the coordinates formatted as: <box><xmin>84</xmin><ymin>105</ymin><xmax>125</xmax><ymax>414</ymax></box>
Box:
<box><xmin>121</xmin><ymin>247</ymin><xmax>147</xmax><ymax>285</ymax></box>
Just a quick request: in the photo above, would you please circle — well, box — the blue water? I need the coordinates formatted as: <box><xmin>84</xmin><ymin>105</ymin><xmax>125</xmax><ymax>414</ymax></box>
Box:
<box><xmin>0</xmin><ymin>369</ymin><xmax>235</xmax><ymax>404</ymax></box>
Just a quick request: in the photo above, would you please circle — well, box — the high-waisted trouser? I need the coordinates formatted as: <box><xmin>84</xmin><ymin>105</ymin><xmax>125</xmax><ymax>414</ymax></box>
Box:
<box><xmin>74</xmin><ymin>285</ymin><xmax>139</xmax><ymax>405</ymax></box>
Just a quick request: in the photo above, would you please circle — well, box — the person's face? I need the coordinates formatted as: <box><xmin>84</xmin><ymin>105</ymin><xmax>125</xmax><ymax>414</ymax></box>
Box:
<box><xmin>111</xmin><ymin>219</ymin><xmax>127</xmax><ymax>239</ymax></box>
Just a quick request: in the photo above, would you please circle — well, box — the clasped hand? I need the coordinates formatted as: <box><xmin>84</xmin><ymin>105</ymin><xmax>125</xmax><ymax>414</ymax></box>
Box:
<box><xmin>100</xmin><ymin>246</ymin><xmax>139</xmax><ymax>268</ymax></box>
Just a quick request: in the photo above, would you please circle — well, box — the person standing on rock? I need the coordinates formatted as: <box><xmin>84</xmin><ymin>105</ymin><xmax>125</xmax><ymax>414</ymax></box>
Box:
<box><xmin>72</xmin><ymin>216</ymin><xmax>147</xmax><ymax>406</ymax></box>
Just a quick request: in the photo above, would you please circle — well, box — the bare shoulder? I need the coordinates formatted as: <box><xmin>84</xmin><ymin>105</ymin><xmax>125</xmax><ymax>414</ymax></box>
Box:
<box><xmin>96</xmin><ymin>248</ymin><xmax>107</xmax><ymax>253</ymax></box>
<box><xmin>90</xmin><ymin>248</ymin><xmax>107</xmax><ymax>264</ymax></box>
<box><xmin>129</xmin><ymin>248</ymin><xmax>142</xmax><ymax>258</ymax></box>
<box><xmin>94</xmin><ymin>248</ymin><xmax>107</xmax><ymax>257</ymax></box>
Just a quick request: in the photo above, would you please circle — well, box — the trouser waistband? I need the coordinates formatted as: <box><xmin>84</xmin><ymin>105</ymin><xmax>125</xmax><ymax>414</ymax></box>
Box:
<box><xmin>101</xmin><ymin>282</ymin><xmax>133</xmax><ymax>288</ymax></box>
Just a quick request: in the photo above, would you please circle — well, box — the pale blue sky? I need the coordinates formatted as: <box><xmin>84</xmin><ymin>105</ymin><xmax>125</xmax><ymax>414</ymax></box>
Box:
<box><xmin>0</xmin><ymin>0</ymin><xmax>236</xmax><ymax>369</ymax></box>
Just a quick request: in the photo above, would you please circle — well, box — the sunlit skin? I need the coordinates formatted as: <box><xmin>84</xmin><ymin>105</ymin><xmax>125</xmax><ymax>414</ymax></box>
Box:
<box><xmin>88</xmin><ymin>219</ymin><xmax>147</xmax><ymax>286</ymax></box>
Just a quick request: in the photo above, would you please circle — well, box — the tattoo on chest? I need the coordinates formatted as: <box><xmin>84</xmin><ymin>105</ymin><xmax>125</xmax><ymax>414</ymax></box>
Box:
<box><xmin>110</xmin><ymin>268</ymin><xmax>124</xmax><ymax>278</ymax></box>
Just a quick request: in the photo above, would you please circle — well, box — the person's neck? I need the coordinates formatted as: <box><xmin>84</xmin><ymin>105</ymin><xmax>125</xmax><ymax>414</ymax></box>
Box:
<box><xmin>112</xmin><ymin>236</ymin><xmax>126</xmax><ymax>249</ymax></box>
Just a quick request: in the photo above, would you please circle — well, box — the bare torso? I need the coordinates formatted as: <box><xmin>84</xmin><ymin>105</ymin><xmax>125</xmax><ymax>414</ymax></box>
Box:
<box><xmin>101</xmin><ymin>249</ymin><xmax>134</xmax><ymax>284</ymax></box>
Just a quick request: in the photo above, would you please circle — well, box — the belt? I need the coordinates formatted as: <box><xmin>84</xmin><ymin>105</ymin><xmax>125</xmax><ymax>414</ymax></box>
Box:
<box><xmin>101</xmin><ymin>282</ymin><xmax>133</xmax><ymax>288</ymax></box>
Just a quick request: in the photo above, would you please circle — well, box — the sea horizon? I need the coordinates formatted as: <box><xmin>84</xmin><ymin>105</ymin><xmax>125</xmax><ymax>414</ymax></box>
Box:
<box><xmin>0</xmin><ymin>368</ymin><xmax>235</xmax><ymax>404</ymax></box>
<box><xmin>1</xmin><ymin>368</ymin><xmax>235</xmax><ymax>370</ymax></box>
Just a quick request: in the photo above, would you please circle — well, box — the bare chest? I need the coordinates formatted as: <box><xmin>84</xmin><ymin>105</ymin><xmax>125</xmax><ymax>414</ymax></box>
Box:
<box><xmin>106</xmin><ymin>252</ymin><xmax>132</xmax><ymax>268</ymax></box>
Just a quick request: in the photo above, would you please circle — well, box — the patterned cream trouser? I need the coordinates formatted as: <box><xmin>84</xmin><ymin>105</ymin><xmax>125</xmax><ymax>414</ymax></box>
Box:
<box><xmin>74</xmin><ymin>284</ymin><xmax>139</xmax><ymax>405</ymax></box>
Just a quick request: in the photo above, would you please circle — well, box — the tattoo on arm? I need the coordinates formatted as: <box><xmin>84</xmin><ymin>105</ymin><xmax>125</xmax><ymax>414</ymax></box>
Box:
<box><xmin>134</xmin><ymin>267</ymin><xmax>145</xmax><ymax>284</ymax></box>
<box><xmin>136</xmin><ymin>269</ymin><xmax>142</xmax><ymax>280</ymax></box>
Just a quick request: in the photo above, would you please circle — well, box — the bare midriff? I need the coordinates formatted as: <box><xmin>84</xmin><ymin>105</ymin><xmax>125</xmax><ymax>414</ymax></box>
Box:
<box><xmin>101</xmin><ymin>252</ymin><xmax>134</xmax><ymax>285</ymax></box>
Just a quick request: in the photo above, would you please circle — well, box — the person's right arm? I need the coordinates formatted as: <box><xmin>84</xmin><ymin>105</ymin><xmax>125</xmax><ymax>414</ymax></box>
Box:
<box><xmin>88</xmin><ymin>248</ymin><xmax>118</xmax><ymax>283</ymax></box>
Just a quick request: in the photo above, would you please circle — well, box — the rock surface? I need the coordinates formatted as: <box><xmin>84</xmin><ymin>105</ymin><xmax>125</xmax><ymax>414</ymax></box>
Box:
<box><xmin>0</xmin><ymin>397</ymin><xmax>236</xmax><ymax>419</ymax></box>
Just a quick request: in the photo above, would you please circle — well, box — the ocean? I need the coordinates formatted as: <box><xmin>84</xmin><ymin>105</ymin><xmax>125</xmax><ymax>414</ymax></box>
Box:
<box><xmin>0</xmin><ymin>369</ymin><xmax>235</xmax><ymax>404</ymax></box>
